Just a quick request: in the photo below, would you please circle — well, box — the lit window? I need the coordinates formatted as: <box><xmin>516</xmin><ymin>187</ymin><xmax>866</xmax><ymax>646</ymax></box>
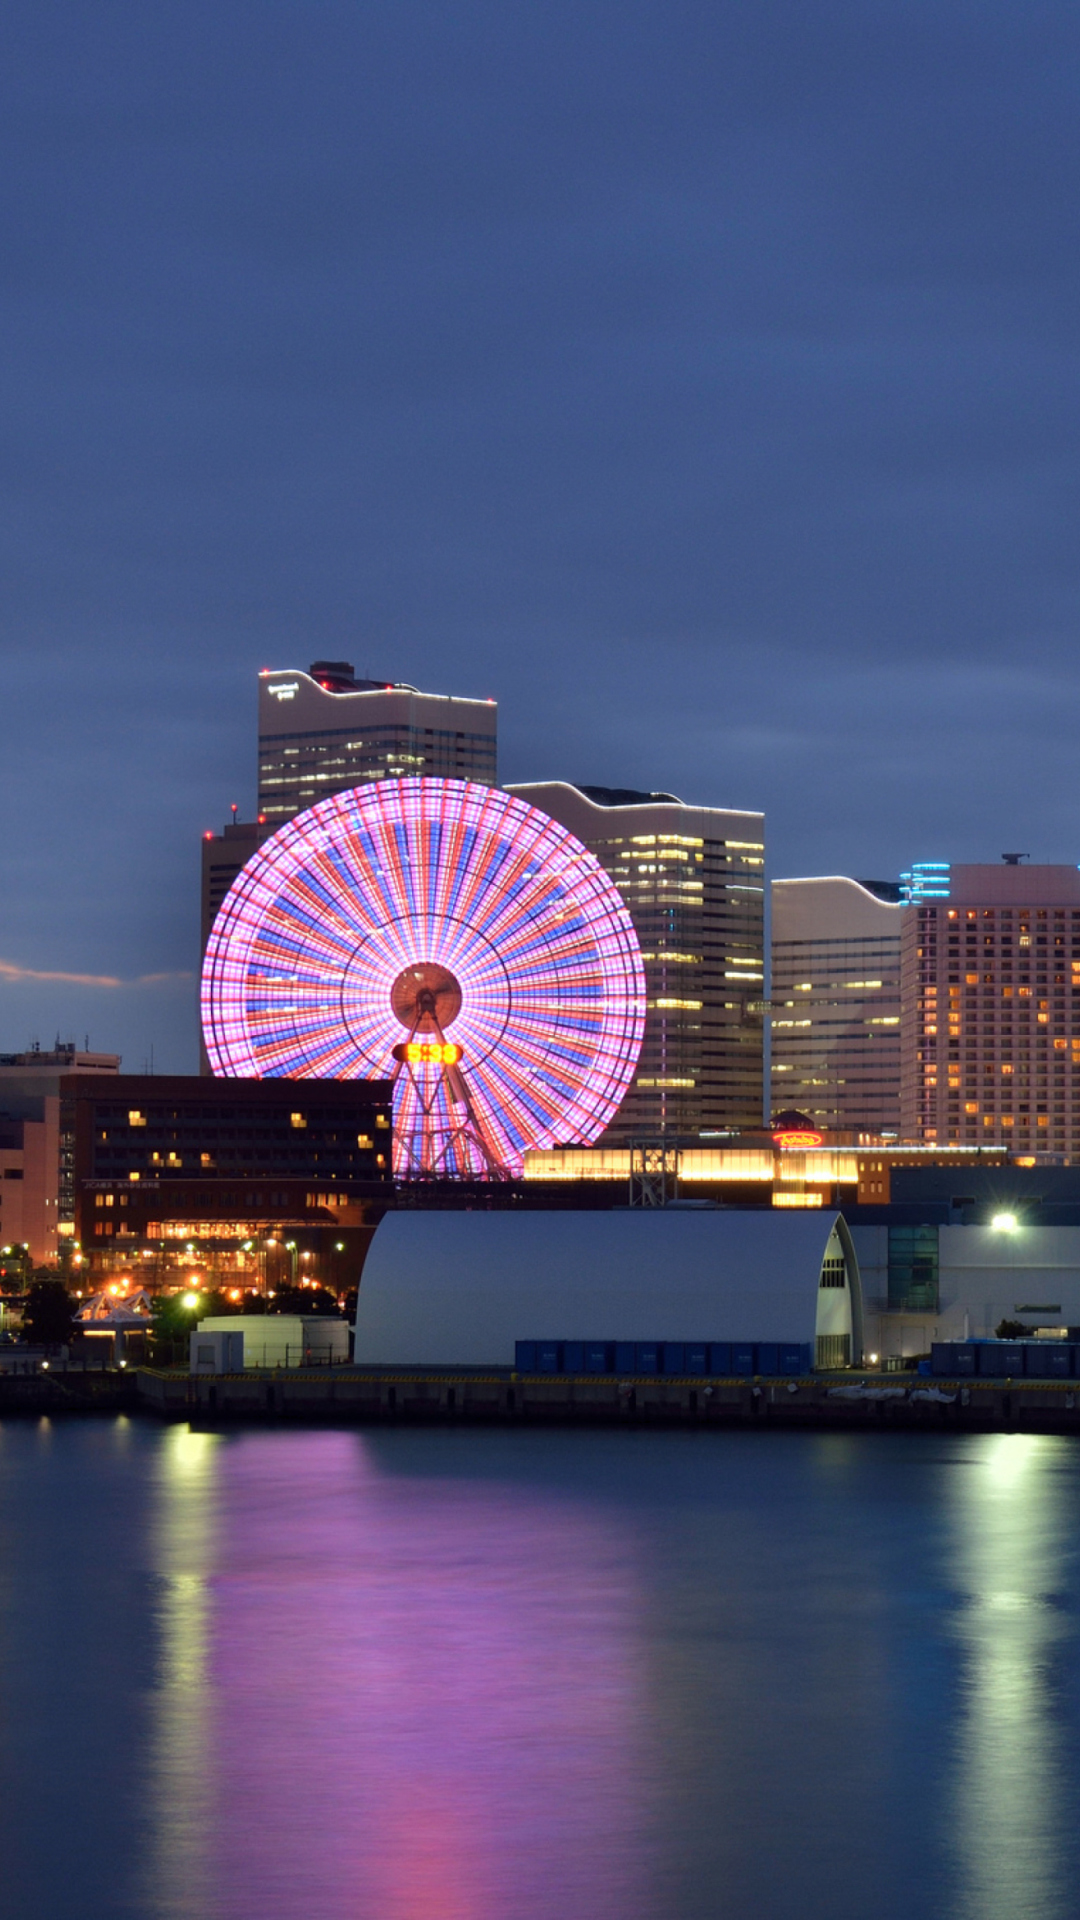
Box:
<box><xmin>290</xmin><ymin>1112</ymin><xmax>307</xmax><ymax>1130</ymax></box>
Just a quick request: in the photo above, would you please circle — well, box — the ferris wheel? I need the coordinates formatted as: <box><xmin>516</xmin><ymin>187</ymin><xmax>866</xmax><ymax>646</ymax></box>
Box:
<box><xmin>201</xmin><ymin>778</ymin><xmax>645</xmax><ymax>1178</ymax></box>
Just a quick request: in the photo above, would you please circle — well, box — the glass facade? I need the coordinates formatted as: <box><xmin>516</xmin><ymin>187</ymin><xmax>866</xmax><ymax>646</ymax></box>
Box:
<box><xmin>590</xmin><ymin>829</ymin><xmax>764</xmax><ymax>1137</ymax></box>
<box><xmin>887</xmin><ymin>1224</ymin><xmax>939</xmax><ymax>1311</ymax></box>
<box><xmin>508</xmin><ymin>787</ymin><xmax>766</xmax><ymax>1140</ymax></box>
<box><xmin>771</xmin><ymin>879</ymin><xmax>903</xmax><ymax>1135</ymax></box>
<box><xmin>259</xmin><ymin>721</ymin><xmax>497</xmax><ymax>825</ymax></box>
<box><xmin>771</xmin><ymin>933</ymin><xmax>901</xmax><ymax>1131</ymax></box>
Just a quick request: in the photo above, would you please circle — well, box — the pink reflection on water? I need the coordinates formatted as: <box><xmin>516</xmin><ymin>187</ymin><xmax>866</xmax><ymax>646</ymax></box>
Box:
<box><xmin>199</xmin><ymin>1433</ymin><xmax>648</xmax><ymax>1920</ymax></box>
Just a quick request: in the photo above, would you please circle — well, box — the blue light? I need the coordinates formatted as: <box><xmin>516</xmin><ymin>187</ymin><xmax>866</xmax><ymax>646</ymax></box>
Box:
<box><xmin>900</xmin><ymin>861</ymin><xmax>951</xmax><ymax>904</ymax></box>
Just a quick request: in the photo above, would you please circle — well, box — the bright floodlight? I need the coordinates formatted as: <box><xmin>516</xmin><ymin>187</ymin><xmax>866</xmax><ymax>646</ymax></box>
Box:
<box><xmin>991</xmin><ymin>1212</ymin><xmax>1018</xmax><ymax>1232</ymax></box>
<box><xmin>201</xmin><ymin>777</ymin><xmax>645</xmax><ymax>1178</ymax></box>
<box><xmin>181</xmin><ymin>1291</ymin><xmax>201</xmax><ymax>1310</ymax></box>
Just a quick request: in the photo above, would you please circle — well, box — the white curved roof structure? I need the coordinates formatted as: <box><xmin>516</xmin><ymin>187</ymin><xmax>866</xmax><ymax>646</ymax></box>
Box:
<box><xmin>354</xmin><ymin>1209</ymin><xmax>862</xmax><ymax>1367</ymax></box>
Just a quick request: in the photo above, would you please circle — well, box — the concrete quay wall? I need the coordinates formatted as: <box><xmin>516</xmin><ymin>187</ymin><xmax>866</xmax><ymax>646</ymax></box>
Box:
<box><xmin>135</xmin><ymin>1368</ymin><xmax>1080</xmax><ymax>1434</ymax></box>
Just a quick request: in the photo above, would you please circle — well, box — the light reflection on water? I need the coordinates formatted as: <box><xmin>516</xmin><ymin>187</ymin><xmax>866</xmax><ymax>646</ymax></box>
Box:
<box><xmin>3</xmin><ymin>1423</ymin><xmax>1080</xmax><ymax>1920</ymax></box>
<box><xmin>948</xmin><ymin>1435</ymin><xmax>1076</xmax><ymax>1920</ymax></box>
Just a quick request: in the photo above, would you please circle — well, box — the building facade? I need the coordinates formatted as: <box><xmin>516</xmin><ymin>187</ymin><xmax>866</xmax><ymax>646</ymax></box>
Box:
<box><xmin>201</xmin><ymin>815</ymin><xmax>273</xmax><ymax>954</ymax></box>
<box><xmin>771</xmin><ymin>877</ymin><xmax>903</xmax><ymax>1134</ymax></box>
<box><xmin>257</xmin><ymin>661</ymin><xmax>498</xmax><ymax>827</ymax></box>
<box><xmin>63</xmin><ymin>1073</ymin><xmax>394</xmax><ymax>1288</ymax></box>
<box><xmin>901</xmin><ymin>861</ymin><xmax>1080</xmax><ymax>1155</ymax></box>
<box><xmin>507</xmin><ymin>782</ymin><xmax>766</xmax><ymax>1138</ymax></box>
<box><xmin>0</xmin><ymin>1049</ymin><xmax>122</xmax><ymax>1262</ymax></box>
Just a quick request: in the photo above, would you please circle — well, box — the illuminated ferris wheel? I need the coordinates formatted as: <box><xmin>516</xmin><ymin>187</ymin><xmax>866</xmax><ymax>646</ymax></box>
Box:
<box><xmin>201</xmin><ymin>778</ymin><xmax>646</xmax><ymax>1179</ymax></box>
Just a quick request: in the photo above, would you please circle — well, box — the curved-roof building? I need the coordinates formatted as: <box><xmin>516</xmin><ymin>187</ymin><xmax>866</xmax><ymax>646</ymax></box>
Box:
<box><xmin>354</xmin><ymin>1208</ymin><xmax>862</xmax><ymax>1370</ymax></box>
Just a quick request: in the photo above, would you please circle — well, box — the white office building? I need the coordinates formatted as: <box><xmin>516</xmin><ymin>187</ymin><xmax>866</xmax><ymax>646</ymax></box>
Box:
<box><xmin>771</xmin><ymin>877</ymin><xmax>903</xmax><ymax>1134</ymax></box>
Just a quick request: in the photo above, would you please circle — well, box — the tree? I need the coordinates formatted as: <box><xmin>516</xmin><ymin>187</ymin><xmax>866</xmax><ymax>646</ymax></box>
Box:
<box><xmin>22</xmin><ymin>1280</ymin><xmax>77</xmax><ymax>1349</ymax></box>
<box><xmin>268</xmin><ymin>1284</ymin><xmax>341</xmax><ymax>1316</ymax></box>
<box><xmin>995</xmin><ymin>1318</ymin><xmax>1028</xmax><ymax>1340</ymax></box>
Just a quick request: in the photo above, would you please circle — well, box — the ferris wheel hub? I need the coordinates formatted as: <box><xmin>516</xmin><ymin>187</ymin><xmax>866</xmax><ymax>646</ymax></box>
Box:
<box><xmin>389</xmin><ymin>962</ymin><xmax>463</xmax><ymax>1032</ymax></box>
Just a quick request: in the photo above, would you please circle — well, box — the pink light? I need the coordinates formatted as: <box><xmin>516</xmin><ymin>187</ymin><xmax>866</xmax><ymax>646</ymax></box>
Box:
<box><xmin>200</xmin><ymin>777</ymin><xmax>645</xmax><ymax>1179</ymax></box>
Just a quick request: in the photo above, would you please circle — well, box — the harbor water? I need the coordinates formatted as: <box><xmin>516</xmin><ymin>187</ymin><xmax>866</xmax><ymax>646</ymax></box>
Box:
<box><xmin>2</xmin><ymin>1419</ymin><xmax>1080</xmax><ymax>1920</ymax></box>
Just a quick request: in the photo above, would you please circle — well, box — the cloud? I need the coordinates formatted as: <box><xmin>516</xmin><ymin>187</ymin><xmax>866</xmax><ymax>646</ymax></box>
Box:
<box><xmin>0</xmin><ymin>961</ymin><xmax>192</xmax><ymax>989</ymax></box>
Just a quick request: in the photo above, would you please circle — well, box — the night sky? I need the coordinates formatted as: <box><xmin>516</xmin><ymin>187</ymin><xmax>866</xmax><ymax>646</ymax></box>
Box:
<box><xmin>3</xmin><ymin>1</ymin><xmax>1078</xmax><ymax>1070</ymax></box>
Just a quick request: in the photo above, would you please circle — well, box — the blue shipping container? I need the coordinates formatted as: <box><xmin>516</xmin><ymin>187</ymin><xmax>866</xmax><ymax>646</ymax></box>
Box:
<box><xmin>708</xmin><ymin>1343</ymin><xmax>731</xmax><ymax>1376</ymax></box>
<box><xmin>636</xmin><ymin>1344</ymin><xmax>660</xmax><ymax>1375</ymax></box>
<box><xmin>536</xmin><ymin>1342</ymin><xmax>561</xmax><ymax>1373</ymax></box>
<box><xmin>978</xmin><ymin>1342</ymin><xmax>1025</xmax><ymax>1377</ymax></box>
<box><xmin>780</xmin><ymin>1343</ymin><xmax>811</xmax><ymax>1376</ymax></box>
<box><xmin>756</xmin><ymin>1343</ymin><xmax>780</xmax><ymax>1376</ymax></box>
<box><xmin>614</xmin><ymin>1342</ymin><xmax>637</xmax><ymax>1375</ymax></box>
<box><xmin>662</xmin><ymin>1343</ymin><xmax>686</xmax><ymax>1375</ymax></box>
<box><xmin>1025</xmin><ymin>1342</ymin><xmax>1071</xmax><ymax>1378</ymax></box>
<box><xmin>515</xmin><ymin>1341</ymin><xmax>537</xmax><ymax>1373</ymax></box>
<box><xmin>585</xmin><ymin>1342</ymin><xmax>611</xmax><ymax>1374</ymax></box>
<box><xmin>731</xmin><ymin>1344</ymin><xmax>756</xmax><ymax>1375</ymax></box>
<box><xmin>563</xmin><ymin>1341</ymin><xmax>585</xmax><ymax>1374</ymax></box>
<box><xmin>930</xmin><ymin>1343</ymin><xmax>955</xmax><ymax>1376</ymax></box>
<box><xmin>685</xmin><ymin>1344</ymin><xmax>708</xmax><ymax>1375</ymax></box>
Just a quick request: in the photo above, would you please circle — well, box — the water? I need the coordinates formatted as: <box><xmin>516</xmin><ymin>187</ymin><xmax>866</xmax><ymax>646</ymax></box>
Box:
<box><xmin>3</xmin><ymin>1421</ymin><xmax>1080</xmax><ymax>1920</ymax></box>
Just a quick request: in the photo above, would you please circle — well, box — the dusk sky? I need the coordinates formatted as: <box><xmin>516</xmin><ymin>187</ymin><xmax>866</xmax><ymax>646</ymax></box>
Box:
<box><xmin>3</xmin><ymin>1</ymin><xmax>1079</xmax><ymax>1071</ymax></box>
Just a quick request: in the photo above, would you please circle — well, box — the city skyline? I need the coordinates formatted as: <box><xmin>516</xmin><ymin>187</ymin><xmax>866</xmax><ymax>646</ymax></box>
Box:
<box><xmin>6</xmin><ymin>642</ymin><xmax>1080</xmax><ymax>1075</ymax></box>
<box><xmin>4</xmin><ymin>1</ymin><xmax>1080</xmax><ymax>1071</ymax></box>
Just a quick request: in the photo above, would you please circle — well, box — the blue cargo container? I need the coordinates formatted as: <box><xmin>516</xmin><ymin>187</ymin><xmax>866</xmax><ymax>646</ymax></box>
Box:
<box><xmin>585</xmin><ymin>1342</ymin><xmax>611</xmax><ymax>1374</ymax></box>
<box><xmin>515</xmin><ymin>1341</ymin><xmax>537</xmax><ymax>1373</ymax></box>
<box><xmin>953</xmin><ymin>1344</ymin><xmax>977</xmax><ymax>1375</ymax></box>
<box><xmin>779</xmin><ymin>1343</ymin><xmax>811</xmax><ymax>1376</ymax></box>
<box><xmin>756</xmin><ymin>1342</ymin><xmax>780</xmax><ymax>1376</ymax></box>
<box><xmin>614</xmin><ymin>1341</ymin><xmax>637</xmax><ymax>1375</ymax></box>
<box><xmin>1024</xmin><ymin>1342</ymin><xmax>1072</xmax><ymax>1378</ymax></box>
<box><xmin>636</xmin><ymin>1343</ymin><xmax>660</xmax><ymax>1375</ymax></box>
<box><xmin>562</xmin><ymin>1340</ymin><xmax>585</xmax><ymax>1374</ymax></box>
<box><xmin>930</xmin><ymin>1343</ymin><xmax>955</xmax><ymax>1376</ymax></box>
<box><xmin>662</xmin><ymin>1343</ymin><xmax>686</xmax><ymax>1375</ymax></box>
<box><xmin>685</xmin><ymin>1344</ymin><xmax>708</xmax><ymax>1375</ymax></box>
<box><xmin>978</xmin><ymin>1342</ymin><xmax>1025</xmax><ymax>1377</ymax></box>
<box><xmin>536</xmin><ymin>1341</ymin><xmax>561</xmax><ymax>1373</ymax></box>
<box><xmin>708</xmin><ymin>1342</ymin><xmax>731</xmax><ymax>1375</ymax></box>
<box><xmin>731</xmin><ymin>1344</ymin><xmax>756</xmax><ymax>1375</ymax></box>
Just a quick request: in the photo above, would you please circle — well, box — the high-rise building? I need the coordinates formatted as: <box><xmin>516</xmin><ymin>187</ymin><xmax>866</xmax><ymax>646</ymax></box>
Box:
<box><xmin>771</xmin><ymin>877</ymin><xmax>903</xmax><ymax>1134</ymax></box>
<box><xmin>901</xmin><ymin>860</ymin><xmax>1080</xmax><ymax>1155</ymax></box>
<box><xmin>257</xmin><ymin>661</ymin><xmax>498</xmax><ymax>827</ymax></box>
<box><xmin>201</xmin><ymin>815</ymin><xmax>273</xmax><ymax>955</ymax></box>
<box><xmin>507</xmin><ymin>782</ymin><xmax>766</xmax><ymax>1139</ymax></box>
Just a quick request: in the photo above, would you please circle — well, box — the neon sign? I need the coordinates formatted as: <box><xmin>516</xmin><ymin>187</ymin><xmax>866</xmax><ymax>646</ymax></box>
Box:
<box><xmin>392</xmin><ymin>1041</ymin><xmax>462</xmax><ymax>1066</ymax></box>
<box><xmin>772</xmin><ymin>1128</ymin><xmax>825</xmax><ymax>1150</ymax></box>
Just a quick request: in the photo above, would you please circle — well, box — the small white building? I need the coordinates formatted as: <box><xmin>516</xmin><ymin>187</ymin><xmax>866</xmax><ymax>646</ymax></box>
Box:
<box><xmin>354</xmin><ymin>1209</ymin><xmax>863</xmax><ymax>1369</ymax></box>
<box><xmin>196</xmin><ymin>1314</ymin><xmax>348</xmax><ymax>1368</ymax></box>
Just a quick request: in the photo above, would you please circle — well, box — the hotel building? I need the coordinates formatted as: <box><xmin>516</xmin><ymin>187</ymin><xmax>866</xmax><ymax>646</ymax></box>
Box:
<box><xmin>507</xmin><ymin>782</ymin><xmax>766</xmax><ymax>1138</ymax></box>
<box><xmin>771</xmin><ymin>877</ymin><xmax>903</xmax><ymax>1134</ymax></box>
<box><xmin>901</xmin><ymin>861</ymin><xmax>1080</xmax><ymax>1155</ymax></box>
<box><xmin>257</xmin><ymin>660</ymin><xmax>498</xmax><ymax>827</ymax></box>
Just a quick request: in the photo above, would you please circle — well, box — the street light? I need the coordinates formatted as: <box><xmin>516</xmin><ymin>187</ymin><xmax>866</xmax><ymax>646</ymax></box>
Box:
<box><xmin>991</xmin><ymin>1212</ymin><xmax>1018</xmax><ymax>1233</ymax></box>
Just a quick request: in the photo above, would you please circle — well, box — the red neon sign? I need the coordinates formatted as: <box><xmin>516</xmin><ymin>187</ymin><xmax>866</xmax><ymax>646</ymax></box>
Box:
<box><xmin>772</xmin><ymin>1128</ymin><xmax>824</xmax><ymax>1150</ymax></box>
